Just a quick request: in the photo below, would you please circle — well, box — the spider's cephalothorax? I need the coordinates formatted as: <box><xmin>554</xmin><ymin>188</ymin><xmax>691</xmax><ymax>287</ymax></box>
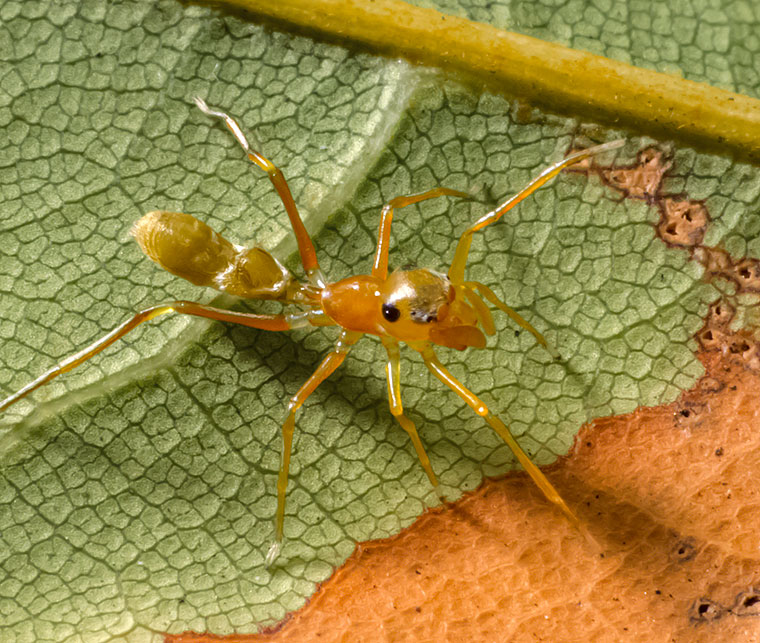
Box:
<box><xmin>378</xmin><ymin>269</ymin><xmax>490</xmax><ymax>349</ymax></box>
<box><xmin>319</xmin><ymin>268</ymin><xmax>489</xmax><ymax>350</ymax></box>
<box><xmin>381</xmin><ymin>268</ymin><xmax>452</xmax><ymax>325</ymax></box>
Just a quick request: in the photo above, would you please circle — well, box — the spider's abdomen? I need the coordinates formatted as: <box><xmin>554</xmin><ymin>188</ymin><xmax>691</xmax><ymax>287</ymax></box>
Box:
<box><xmin>132</xmin><ymin>211</ymin><xmax>292</xmax><ymax>299</ymax></box>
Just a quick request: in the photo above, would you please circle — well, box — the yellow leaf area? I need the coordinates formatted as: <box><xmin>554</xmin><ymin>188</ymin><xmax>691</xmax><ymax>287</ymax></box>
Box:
<box><xmin>164</xmin><ymin>129</ymin><xmax>760</xmax><ymax>641</ymax></box>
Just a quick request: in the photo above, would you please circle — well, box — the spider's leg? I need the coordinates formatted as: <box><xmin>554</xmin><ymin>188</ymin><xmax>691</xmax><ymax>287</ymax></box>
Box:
<box><xmin>381</xmin><ymin>337</ymin><xmax>442</xmax><ymax>498</ymax></box>
<box><xmin>417</xmin><ymin>344</ymin><xmax>580</xmax><ymax>530</ymax></box>
<box><xmin>266</xmin><ymin>329</ymin><xmax>362</xmax><ymax>565</ymax></box>
<box><xmin>449</xmin><ymin>140</ymin><xmax>624</xmax><ymax>283</ymax></box>
<box><xmin>1</xmin><ymin>302</ymin><xmax>298</xmax><ymax>413</ymax></box>
<box><xmin>195</xmin><ymin>97</ymin><xmax>325</xmax><ymax>287</ymax></box>
<box><xmin>465</xmin><ymin>281</ymin><xmax>560</xmax><ymax>359</ymax></box>
<box><xmin>372</xmin><ymin>187</ymin><xmax>469</xmax><ymax>280</ymax></box>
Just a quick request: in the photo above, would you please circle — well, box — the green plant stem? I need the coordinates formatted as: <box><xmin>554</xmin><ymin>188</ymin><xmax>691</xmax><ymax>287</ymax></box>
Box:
<box><xmin>219</xmin><ymin>0</ymin><xmax>760</xmax><ymax>162</ymax></box>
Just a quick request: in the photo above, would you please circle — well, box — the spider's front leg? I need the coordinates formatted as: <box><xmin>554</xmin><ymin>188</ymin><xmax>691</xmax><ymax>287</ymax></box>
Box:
<box><xmin>417</xmin><ymin>344</ymin><xmax>581</xmax><ymax>531</ymax></box>
<box><xmin>381</xmin><ymin>337</ymin><xmax>443</xmax><ymax>499</ymax></box>
<box><xmin>372</xmin><ymin>187</ymin><xmax>470</xmax><ymax>280</ymax></box>
<box><xmin>448</xmin><ymin>139</ymin><xmax>624</xmax><ymax>283</ymax></box>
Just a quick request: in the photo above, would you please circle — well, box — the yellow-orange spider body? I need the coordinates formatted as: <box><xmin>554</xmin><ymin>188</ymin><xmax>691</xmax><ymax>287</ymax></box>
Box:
<box><xmin>1</xmin><ymin>97</ymin><xmax>623</xmax><ymax>564</ymax></box>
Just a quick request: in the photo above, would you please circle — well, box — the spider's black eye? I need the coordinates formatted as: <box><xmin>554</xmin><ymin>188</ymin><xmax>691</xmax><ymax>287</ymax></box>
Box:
<box><xmin>382</xmin><ymin>303</ymin><xmax>401</xmax><ymax>322</ymax></box>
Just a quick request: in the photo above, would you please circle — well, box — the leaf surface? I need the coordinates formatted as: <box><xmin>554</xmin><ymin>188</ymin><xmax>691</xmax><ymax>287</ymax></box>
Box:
<box><xmin>1</xmin><ymin>0</ymin><xmax>759</xmax><ymax>641</ymax></box>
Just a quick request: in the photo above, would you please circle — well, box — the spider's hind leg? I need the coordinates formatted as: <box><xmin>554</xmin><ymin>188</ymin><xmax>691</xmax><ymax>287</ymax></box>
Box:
<box><xmin>418</xmin><ymin>344</ymin><xmax>580</xmax><ymax>531</ymax></box>
<box><xmin>194</xmin><ymin>97</ymin><xmax>326</xmax><ymax>287</ymax></box>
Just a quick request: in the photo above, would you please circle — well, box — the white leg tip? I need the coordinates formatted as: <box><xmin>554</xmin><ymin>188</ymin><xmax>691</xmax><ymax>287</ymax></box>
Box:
<box><xmin>265</xmin><ymin>541</ymin><xmax>281</xmax><ymax>567</ymax></box>
<box><xmin>193</xmin><ymin>96</ymin><xmax>227</xmax><ymax>121</ymax></box>
<box><xmin>193</xmin><ymin>96</ymin><xmax>209</xmax><ymax>112</ymax></box>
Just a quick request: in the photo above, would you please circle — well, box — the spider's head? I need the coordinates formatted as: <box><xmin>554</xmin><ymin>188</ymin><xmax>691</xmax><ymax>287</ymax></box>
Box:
<box><xmin>379</xmin><ymin>269</ymin><xmax>485</xmax><ymax>349</ymax></box>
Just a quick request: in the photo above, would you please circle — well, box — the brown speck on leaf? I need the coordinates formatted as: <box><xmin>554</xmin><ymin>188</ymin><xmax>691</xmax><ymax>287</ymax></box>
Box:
<box><xmin>673</xmin><ymin>541</ymin><xmax>696</xmax><ymax>562</ymax></box>
<box><xmin>674</xmin><ymin>402</ymin><xmax>707</xmax><ymax>430</ymax></box>
<box><xmin>697</xmin><ymin>248</ymin><xmax>760</xmax><ymax>295</ymax></box>
<box><xmin>690</xmin><ymin>598</ymin><xmax>724</xmax><ymax>623</ymax></box>
<box><xmin>568</xmin><ymin>146</ymin><xmax>670</xmax><ymax>201</ymax></box>
<box><xmin>733</xmin><ymin>588</ymin><xmax>760</xmax><ymax>616</ymax></box>
<box><xmin>658</xmin><ymin>198</ymin><xmax>708</xmax><ymax>247</ymax></box>
<box><xmin>697</xmin><ymin>299</ymin><xmax>760</xmax><ymax>373</ymax></box>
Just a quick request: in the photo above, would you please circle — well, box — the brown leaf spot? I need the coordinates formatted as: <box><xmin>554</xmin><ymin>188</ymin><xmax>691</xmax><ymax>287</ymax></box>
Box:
<box><xmin>671</xmin><ymin>538</ymin><xmax>697</xmax><ymax>562</ymax></box>
<box><xmin>168</xmin><ymin>350</ymin><xmax>760</xmax><ymax>642</ymax></box>
<box><xmin>658</xmin><ymin>198</ymin><xmax>708</xmax><ymax>247</ymax></box>
<box><xmin>690</xmin><ymin>598</ymin><xmax>724</xmax><ymax>623</ymax></box>
<box><xmin>733</xmin><ymin>589</ymin><xmax>760</xmax><ymax>617</ymax></box>
<box><xmin>697</xmin><ymin>299</ymin><xmax>760</xmax><ymax>373</ymax></box>
<box><xmin>697</xmin><ymin>248</ymin><xmax>760</xmax><ymax>295</ymax></box>
<box><xmin>596</xmin><ymin>147</ymin><xmax>671</xmax><ymax>200</ymax></box>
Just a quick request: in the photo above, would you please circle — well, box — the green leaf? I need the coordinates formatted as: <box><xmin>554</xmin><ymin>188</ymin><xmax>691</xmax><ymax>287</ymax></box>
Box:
<box><xmin>0</xmin><ymin>0</ymin><xmax>757</xmax><ymax>640</ymax></box>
